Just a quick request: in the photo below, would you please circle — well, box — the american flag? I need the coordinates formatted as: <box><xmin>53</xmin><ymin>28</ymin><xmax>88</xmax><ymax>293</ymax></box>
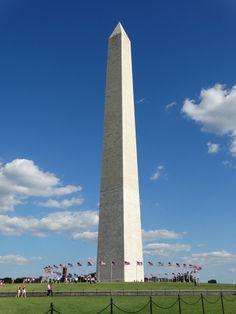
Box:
<box><xmin>194</xmin><ymin>265</ymin><xmax>202</xmax><ymax>271</ymax></box>
<box><xmin>43</xmin><ymin>266</ymin><xmax>52</xmax><ymax>274</ymax></box>
<box><xmin>124</xmin><ymin>261</ymin><xmax>130</xmax><ymax>265</ymax></box>
<box><xmin>148</xmin><ymin>261</ymin><xmax>154</xmax><ymax>266</ymax></box>
<box><xmin>77</xmin><ymin>262</ymin><xmax>82</xmax><ymax>267</ymax></box>
<box><xmin>87</xmin><ymin>261</ymin><xmax>93</xmax><ymax>266</ymax></box>
<box><xmin>100</xmin><ymin>261</ymin><xmax>106</xmax><ymax>266</ymax></box>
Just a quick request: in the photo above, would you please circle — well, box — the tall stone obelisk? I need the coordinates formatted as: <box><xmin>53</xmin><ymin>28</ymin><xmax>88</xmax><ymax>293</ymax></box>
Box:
<box><xmin>97</xmin><ymin>23</ymin><xmax>144</xmax><ymax>282</ymax></box>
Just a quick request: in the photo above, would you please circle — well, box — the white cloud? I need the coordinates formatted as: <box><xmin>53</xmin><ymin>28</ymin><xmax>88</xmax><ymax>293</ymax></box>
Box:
<box><xmin>136</xmin><ymin>98</ymin><xmax>145</xmax><ymax>104</ymax></box>
<box><xmin>72</xmin><ymin>231</ymin><xmax>98</xmax><ymax>241</ymax></box>
<box><xmin>207</xmin><ymin>142</ymin><xmax>220</xmax><ymax>154</ymax></box>
<box><xmin>150</xmin><ymin>165</ymin><xmax>165</xmax><ymax>181</ymax></box>
<box><xmin>142</xmin><ymin>229</ymin><xmax>185</xmax><ymax>242</ymax></box>
<box><xmin>0</xmin><ymin>211</ymin><xmax>98</xmax><ymax>239</ymax></box>
<box><xmin>230</xmin><ymin>132</ymin><xmax>236</xmax><ymax>156</ymax></box>
<box><xmin>0</xmin><ymin>212</ymin><xmax>187</xmax><ymax>248</ymax></box>
<box><xmin>182</xmin><ymin>250</ymin><xmax>236</xmax><ymax>266</ymax></box>
<box><xmin>229</xmin><ymin>268</ymin><xmax>236</xmax><ymax>273</ymax></box>
<box><xmin>144</xmin><ymin>243</ymin><xmax>191</xmax><ymax>257</ymax></box>
<box><xmin>36</xmin><ymin>197</ymin><xmax>84</xmax><ymax>209</ymax></box>
<box><xmin>165</xmin><ymin>101</ymin><xmax>177</xmax><ymax>111</ymax></box>
<box><xmin>182</xmin><ymin>84</ymin><xmax>236</xmax><ymax>156</ymax></box>
<box><xmin>0</xmin><ymin>159</ymin><xmax>82</xmax><ymax>212</ymax></box>
<box><xmin>222</xmin><ymin>160</ymin><xmax>236</xmax><ymax>170</ymax></box>
<box><xmin>0</xmin><ymin>255</ymin><xmax>28</xmax><ymax>265</ymax></box>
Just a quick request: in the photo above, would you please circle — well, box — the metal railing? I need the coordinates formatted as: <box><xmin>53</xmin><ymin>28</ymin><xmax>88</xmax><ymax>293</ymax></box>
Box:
<box><xmin>44</xmin><ymin>293</ymin><xmax>236</xmax><ymax>313</ymax></box>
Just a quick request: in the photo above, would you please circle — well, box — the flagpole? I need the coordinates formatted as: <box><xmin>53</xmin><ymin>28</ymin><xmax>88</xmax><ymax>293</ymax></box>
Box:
<box><xmin>136</xmin><ymin>262</ymin><xmax>137</xmax><ymax>282</ymax></box>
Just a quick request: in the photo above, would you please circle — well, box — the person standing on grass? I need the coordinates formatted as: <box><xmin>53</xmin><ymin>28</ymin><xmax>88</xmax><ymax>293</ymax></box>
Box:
<box><xmin>22</xmin><ymin>286</ymin><xmax>27</xmax><ymax>297</ymax></box>
<box><xmin>16</xmin><ymin>286</ymin><xmax>22</xmax><ymax>297</ymax></box>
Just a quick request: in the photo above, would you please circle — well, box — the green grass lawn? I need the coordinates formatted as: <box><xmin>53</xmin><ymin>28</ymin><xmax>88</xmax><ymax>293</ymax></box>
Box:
<box><xmin>1</xmin><ymin>282</ymin><xmax>236</xmax><ymax>292</ymax></box>
<box><xmin>1</xmin><ymin>295</ymin><xmax>236</xmax><ymax>314</ymax></box>
<box><xmin>0</xmin><ymin>283</ymin><xmax>236</xmax><ymax>313</ymax></box>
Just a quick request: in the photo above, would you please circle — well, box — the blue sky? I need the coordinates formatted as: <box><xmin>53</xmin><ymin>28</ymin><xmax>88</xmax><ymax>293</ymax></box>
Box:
<box><xmin>0</xmin><ymin>0</ymin><xmax>236</xmax><ymax>283</ymax></box>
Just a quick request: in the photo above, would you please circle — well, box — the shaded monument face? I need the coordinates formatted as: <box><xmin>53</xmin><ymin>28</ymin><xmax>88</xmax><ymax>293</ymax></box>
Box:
<box><xmin>96</xmin><ymin>23</ymin><xmax>144</xmax><ymax>282</ymax></box>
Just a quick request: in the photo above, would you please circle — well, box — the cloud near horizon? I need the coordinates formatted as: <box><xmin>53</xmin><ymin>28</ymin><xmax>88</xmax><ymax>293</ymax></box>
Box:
<box><xmin>142</xmin><ymin>229</ymin><xmax>185</xmax><ymax>242</ymax></box>
<box><xmin>0</xmin><ymin>159</ymin><xmax>82</xmax><ymax>212</ymax></box>
<box><xmin>0</xmin><ymin>211</ymin><xmax>98</xmax><ymax>238</ymax></box>
<box><xmin>144</xmin><ymin>243</ymin><xmax>191</xmax><ymax>257</ymax></box>
<box><xmin>0</xmin><ymin>209</ymin><xmax>187</xmax><ymax>246</ymax></box>
<box><xmin>182</xmin><ymin>250</ymin><xmax>236</xmax><ymax>267</ymax></box>
<box><xmin>182</xmin><ymin>84</ymin><xmax>236</xmax><ymax>157</ymax></box>
<box><xmin>0</xmin><ymin>255</ymin><xmax>41</xmax><ymax>265</ymax></box>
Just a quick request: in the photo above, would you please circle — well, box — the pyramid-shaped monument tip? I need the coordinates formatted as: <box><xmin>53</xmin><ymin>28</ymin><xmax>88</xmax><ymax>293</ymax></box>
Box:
<box><xmin>109</xmin><ymin>22</ymin><xmax>129</xmax><ymax>39</ymax></box>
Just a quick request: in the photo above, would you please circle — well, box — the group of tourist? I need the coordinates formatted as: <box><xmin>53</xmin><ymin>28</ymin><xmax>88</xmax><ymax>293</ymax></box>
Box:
<box><xmin>16</xmin><ymin>286</ymin><xmax>27</xmax><ymax>297</ymax></box>
<box><xmin>15</xmin><ymin>284</ymin><xmax>53</xmax><ymax>298</ymax></box>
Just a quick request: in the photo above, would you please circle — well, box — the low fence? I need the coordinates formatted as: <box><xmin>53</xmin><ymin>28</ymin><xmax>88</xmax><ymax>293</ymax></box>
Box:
<box><xmin>1</xmin><ymin>289</ymin><xmax>236</xmax><ymax>297</ymax></box>
<box><xmin>44</xmin><ymin>293</ymin><xmax>236</xmax><ymax>314</ymax></box>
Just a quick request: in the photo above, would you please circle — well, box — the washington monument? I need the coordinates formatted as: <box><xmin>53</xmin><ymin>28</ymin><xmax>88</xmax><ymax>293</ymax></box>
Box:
<box><xmin>96</xmin><ymin>23</ymin><xmax>144</xmax><ymax>282</ymax></box>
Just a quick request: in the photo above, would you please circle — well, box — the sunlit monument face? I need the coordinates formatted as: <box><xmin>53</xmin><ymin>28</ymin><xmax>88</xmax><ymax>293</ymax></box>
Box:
<box><xmin>96</xmin><ymin>23</ymin><xmax>144</xmax><ymax>282</ymax></box>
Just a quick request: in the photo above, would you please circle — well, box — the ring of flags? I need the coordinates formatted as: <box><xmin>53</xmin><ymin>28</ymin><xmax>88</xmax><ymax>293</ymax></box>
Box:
<box><xmin>43</xmin><ymin>261</ymin><xmax>202</xmax><ymax>274</ymax></box>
